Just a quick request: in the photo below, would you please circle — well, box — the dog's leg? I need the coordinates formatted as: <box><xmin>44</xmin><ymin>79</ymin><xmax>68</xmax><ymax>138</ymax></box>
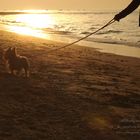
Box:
<box><xmin>16</xmin><ymin>70</ymin><xmax>22</xmax><ymax>77</ymax></box>
<box><xmin>11</xmin><ymin>69</ymin><xmax>14</xmax><ymax>75</ymax></box>
<box><xmin>24</xmin><ymin>68</ymin><xmax>29</xmax><ymax>78</ymax></box>
<box><xmin>27</xmin><ymin>70</ymin><xmax>30</xmax><ymax>78</ymax></box>
<box><xmin>5</xmin><ymin>62</ymin><xmax>10</xmax><ymax>73</ymax></box>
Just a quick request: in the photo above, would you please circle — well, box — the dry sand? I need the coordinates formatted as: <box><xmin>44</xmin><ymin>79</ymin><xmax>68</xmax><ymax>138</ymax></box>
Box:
<box><xmin>0</xmin><ymin>30</ymin><xmax>140</xmax><ymax>140</ymax></box>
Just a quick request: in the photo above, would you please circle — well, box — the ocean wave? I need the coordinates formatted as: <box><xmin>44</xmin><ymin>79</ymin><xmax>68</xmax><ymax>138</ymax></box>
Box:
<box><xmin>85</xmin><ymin>37</ymin><xmax>140</xmax><ymax>48</ymax></box>
<box><xmin>80</xmin><ymin>29</ymin><xmax>123</xmax><ymax>35</ymax></box>
<box><xmin>81</xmin><ymin>31</ymin><xmax>91</xmax><ymax>35</ymax></box>
<box><xmin>0</xmin><ymin>19</ymin><xmax>23</xmax><ymax>26</ymax></box>
<box><xmin>96</xmin><ymin>30</ymin><xmax>123</xmax><ymax>35</ymax></box>
<box><xmin>0</xmin><ymin>20</ymin><xmax>21</xmax><ymax>24</ymax></box>
<box><xmin>89</xmin><ymin>27</ymin><xmax>97</xmax><ymax>30</ymax></box>
<box><xmin>43</xmin><ymin>28</ymin><xmax>71</xmax><ymax>35</ymax></box>
<box><xmin>0</xmin><ymin>12</ymin><xmax>28</xmax><ymax>15</ymax></box>
<box><xmin>0</xmin><ymin>10</ymin><xmax>115</xmax><ymax>15</ymax></box>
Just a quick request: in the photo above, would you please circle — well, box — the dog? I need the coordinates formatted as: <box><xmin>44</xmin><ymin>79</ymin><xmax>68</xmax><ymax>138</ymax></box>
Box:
<box><xmin>3</xmin><ymin>47</ymin><xmax>30</xmax><ymax>77</ymax></box>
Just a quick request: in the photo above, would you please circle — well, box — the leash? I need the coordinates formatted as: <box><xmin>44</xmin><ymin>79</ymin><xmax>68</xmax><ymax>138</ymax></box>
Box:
<box><xmin>46</xmin><ymin>18</ymin><xmax>116</xmax><ymax>53</ymax></box>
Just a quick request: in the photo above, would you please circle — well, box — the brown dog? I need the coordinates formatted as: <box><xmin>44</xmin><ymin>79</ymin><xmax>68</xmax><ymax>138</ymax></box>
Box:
<box><xmin>3</xmin><ymin>47</ymin><xmax>29</xmax><ymax>77</ymax></box>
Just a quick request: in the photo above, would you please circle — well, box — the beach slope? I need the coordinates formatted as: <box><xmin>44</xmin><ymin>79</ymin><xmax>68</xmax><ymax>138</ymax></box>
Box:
<box><xmin>0</xmin><ymin>30</ymin><xmax>140</xmax><ymax>140</ymax></box>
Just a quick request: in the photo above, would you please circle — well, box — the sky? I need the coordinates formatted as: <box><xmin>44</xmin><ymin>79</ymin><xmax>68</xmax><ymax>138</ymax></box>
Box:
<box><xmin>0</xmin><ymin>0</ymin><xmax>132</xmax><ymax>11</ymax></box>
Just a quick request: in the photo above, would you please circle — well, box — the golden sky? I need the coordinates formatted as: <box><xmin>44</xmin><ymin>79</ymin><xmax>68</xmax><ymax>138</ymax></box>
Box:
<box><xmin>0</xmin><ymin>0</ymin><xmax>132</xmax><ymax>10</ymax></box>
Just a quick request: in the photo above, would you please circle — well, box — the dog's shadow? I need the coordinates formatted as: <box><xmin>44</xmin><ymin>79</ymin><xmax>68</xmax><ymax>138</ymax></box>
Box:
<box><xmin>0</xmin><ymin>72</ymin><xmax>30</xmax><ymax>93</ymax></box>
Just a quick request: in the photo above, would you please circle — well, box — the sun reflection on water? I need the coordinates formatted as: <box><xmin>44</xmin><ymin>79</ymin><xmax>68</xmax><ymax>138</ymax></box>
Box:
<box><xmin>8</xmin><ymin>26</ymin><xmax>50</xmax><ymax>39</ymax></box>
<box><xmin>16</xmin><ymin>14</ymin><xmax>54</xmax><ymax>28</ymax></box>
<box><xmin>7</xmin><ymin>13</ymin><xmax>55</xmax><ymax>39</ymax></box>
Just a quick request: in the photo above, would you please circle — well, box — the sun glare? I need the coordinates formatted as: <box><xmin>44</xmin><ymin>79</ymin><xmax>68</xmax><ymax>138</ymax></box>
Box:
<box><xmin>8</xmin><ymin>26</ymin><xmax>50</xmax><ymax>39</ymax></box>
<box><xmin>16</xmin><ymin>14</ymin><xmax>54</xmax><ymax>28</ymax></box>
<box><xmin>7</xmin><ymin>12</ymin><xmax>55</xmax><ymax>38</ymax></box>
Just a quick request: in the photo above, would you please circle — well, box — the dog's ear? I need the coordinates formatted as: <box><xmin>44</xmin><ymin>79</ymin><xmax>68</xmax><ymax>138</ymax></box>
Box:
<box><xmin>12</xmin><ymin>47</ymin><xmax>17</xmax><ymax>55</ymax></box>
<box><xmin>6</xmin><ymin>47</ymin><xmax>12</xmax><ymax>52</ymax></box>
<box><xmin>7</xmin><ymin>47</ymin><xmax>11</xmax><ymax>50</ymax></box>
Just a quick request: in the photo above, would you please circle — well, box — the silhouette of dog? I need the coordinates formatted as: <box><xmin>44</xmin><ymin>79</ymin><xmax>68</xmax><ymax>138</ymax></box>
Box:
<box><xmin>3</xmin><ymin>47</ymin><xmax>29</xmax><ymax>77</ymax></box>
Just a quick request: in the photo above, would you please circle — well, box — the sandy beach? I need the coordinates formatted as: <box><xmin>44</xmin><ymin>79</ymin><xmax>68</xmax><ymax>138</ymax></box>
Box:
<box><xmin>0</xmin><ymin>30</ymin><xmax>140</xmax><ymax>140</ymax></box>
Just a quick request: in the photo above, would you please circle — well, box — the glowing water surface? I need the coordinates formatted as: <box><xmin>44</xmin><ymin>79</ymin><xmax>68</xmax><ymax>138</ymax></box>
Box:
<box><xmin>7</xmin><ymin>13</ymin><xmax>55</xmax><ymax>39</ymax></box>
<box><xmin>0</xmin><ymin>10</ymin><xmax>139</xmax><ymax>58</ymax></box>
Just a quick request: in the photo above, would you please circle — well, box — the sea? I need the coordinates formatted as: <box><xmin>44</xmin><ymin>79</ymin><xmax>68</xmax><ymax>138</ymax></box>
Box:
<box><xmin>0</xmin><ymin>10</ymin><xmax>140</xmax><ymax>50</ymax></box>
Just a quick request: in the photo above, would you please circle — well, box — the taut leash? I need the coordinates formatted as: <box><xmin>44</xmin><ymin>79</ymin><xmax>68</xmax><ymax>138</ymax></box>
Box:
<box><xmin>46</xmin><ymin>18</ymin><xmax>116</xmax><ymax>54</ymax></box>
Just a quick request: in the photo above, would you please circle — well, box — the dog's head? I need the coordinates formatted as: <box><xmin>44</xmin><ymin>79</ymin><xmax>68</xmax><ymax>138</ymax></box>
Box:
<box><xmin>4</xmin><ymin>47</ymin><xmax>17</xmax><ymax>60</ymax></box>
<box><xmin>4</xmin><ymin>47</ymin><xmax>12</xmax><ymax>60</ymax></box>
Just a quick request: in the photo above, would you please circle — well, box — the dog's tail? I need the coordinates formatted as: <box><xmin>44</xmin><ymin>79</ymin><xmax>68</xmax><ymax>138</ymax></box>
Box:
<box><xmin>21</xmin><ymin>57</ymin><xmax>30</xmax><ymax>77</ymax></box>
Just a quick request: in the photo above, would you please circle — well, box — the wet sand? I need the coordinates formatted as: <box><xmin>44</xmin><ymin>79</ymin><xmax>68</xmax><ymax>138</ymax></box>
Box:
<box><xmin>0</xmin><ymin>30</ymin><xmax>140</xmax><ymax>140</ymax></box>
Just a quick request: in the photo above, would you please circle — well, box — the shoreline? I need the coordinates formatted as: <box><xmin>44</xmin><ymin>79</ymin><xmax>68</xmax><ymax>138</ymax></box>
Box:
<box><xmin>51</xmin><ymin>36</ymin><xmax>140</xmax><ymax>58</ymax></box>
<box><xmin>0</xmin><ymin>30</ymin><xmax>140</xmax><ymax>140</ymax></box>
<box><xmin>1</xmin><ymin>27</ymin><xmax>140</xmax><ymax>58</ymax></box>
